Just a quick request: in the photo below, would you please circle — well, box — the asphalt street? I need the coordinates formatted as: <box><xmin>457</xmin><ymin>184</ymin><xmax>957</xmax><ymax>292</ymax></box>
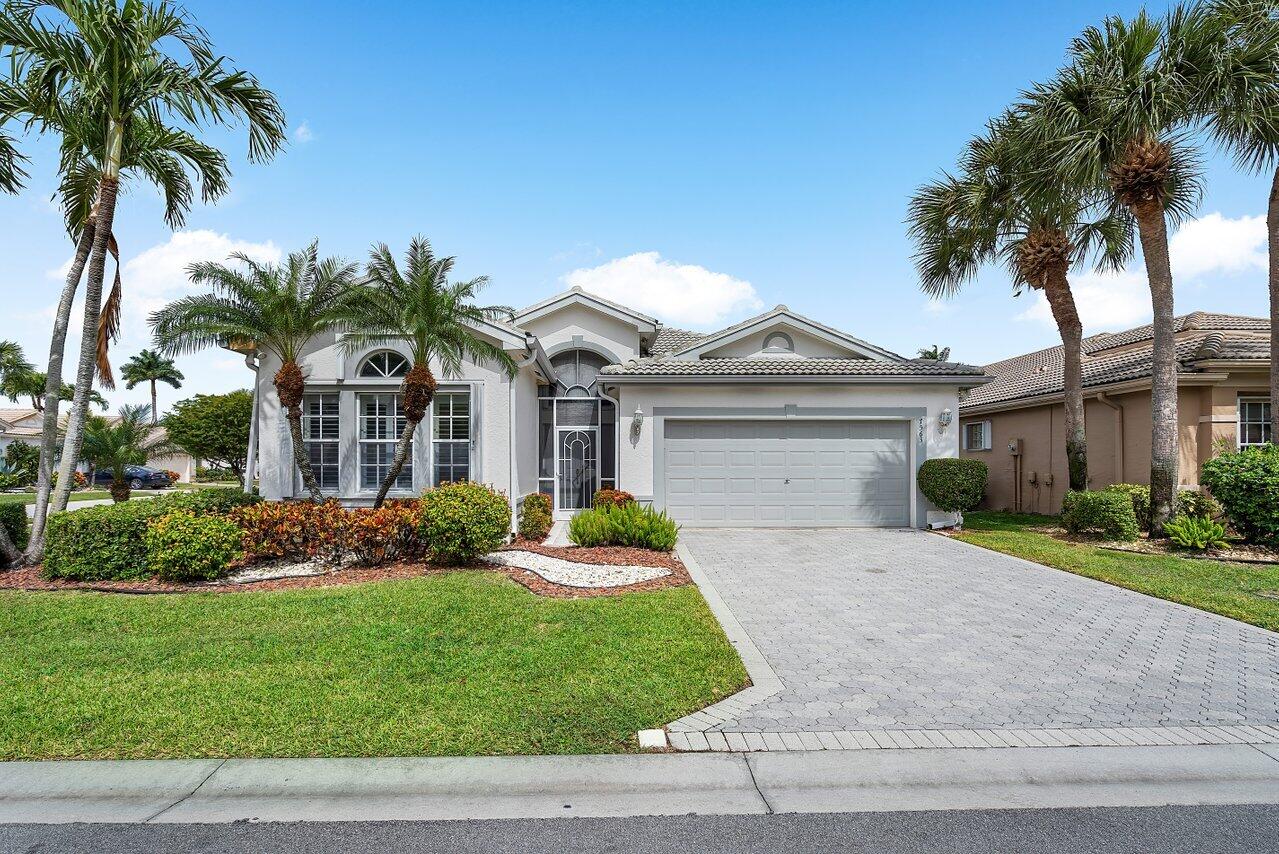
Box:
<box><xmin>2</xmin><ymin>804</ymin><xmax>1277</xmax><ymax>854</ymax></box>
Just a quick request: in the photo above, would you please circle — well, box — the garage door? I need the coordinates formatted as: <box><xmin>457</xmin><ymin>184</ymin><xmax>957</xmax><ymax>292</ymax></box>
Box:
<box><xmin>663</xmin><ymin>419</ymin><xmax>910</xmax><ymax>527</ymax></box>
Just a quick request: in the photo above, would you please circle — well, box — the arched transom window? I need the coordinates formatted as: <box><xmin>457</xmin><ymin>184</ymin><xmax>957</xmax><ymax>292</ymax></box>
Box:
<box><xmin>359</xmin><ymin>351</ymin><xmax>410</xmax><ymax>378</ymax></box>
<box><xmin>762</xmin><ymin>331</ymin><xmax>795</xmax><ymax>354</ymax></box>
<box><xmin>550</xmin><ymin>349</ymin><xmax>609</xmax><ymax>397</ymax></box>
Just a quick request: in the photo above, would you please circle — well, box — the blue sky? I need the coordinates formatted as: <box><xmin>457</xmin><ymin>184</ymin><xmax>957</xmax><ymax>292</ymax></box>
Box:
<box><xmin>1</xmin><ymin>0</ymin><xmax>1273</xmax><ymax>412</ymax></box>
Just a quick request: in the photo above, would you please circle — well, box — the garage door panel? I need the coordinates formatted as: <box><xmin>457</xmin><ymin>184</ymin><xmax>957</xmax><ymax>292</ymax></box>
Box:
<box><xmin>663</xmin><ymin>419</ymin><xmax>910</xmax><ymax>527</ymax></box>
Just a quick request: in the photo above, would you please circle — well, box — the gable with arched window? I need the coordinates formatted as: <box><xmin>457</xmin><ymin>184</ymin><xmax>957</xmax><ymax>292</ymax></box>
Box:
<box><xmin>358</xmin><ymin>351</ymin><xmax>410</xmax><ymax>378</ymax></box>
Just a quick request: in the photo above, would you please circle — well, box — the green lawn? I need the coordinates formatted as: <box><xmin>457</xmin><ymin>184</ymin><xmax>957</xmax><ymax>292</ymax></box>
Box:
<box><xmin>0</xmin><ymin>572</ymin><xmax>748</xmax><ymax>760</ymax></box>
<box><xmin>956</xmin><ymin>511</ymin><xmax>1279</xmax><ymax>633</ymax></box>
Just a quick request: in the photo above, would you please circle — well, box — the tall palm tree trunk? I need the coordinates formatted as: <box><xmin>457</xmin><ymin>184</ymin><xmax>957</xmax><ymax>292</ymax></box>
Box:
<box><xmin>277</xmin><ymin>360</ymin><xmax>323</xmax><ymax>502</ymax></box>
<box><xmin>150</xmin><ymin>379</ymin><xmax>158</xmax><ymax>424</ymax></box>
<box><xmin>1043</xmin><ymin>270</ymin><xmax>1087</xmax><ymax>491</ymax></box>
<box><xmin>1133</xmin><ymin>201</ymin><xmax>1179</xmax><ymax>533</ymax></box>
<box><xmin>53</xmin><ymin>177</ymin><xmax>120</xmax><ymax>514</ymax></box>
<box><xmin>374</xmin><ymin>363</ymin><xmax>437</xmax><ymax>508</ymax></box>
<box><xmin>1269</xmin><ymin>167</ymin><xmax>1279</xmax><ymax>444</ymax></box>
<box><xmin>25</xmin><ymin>218</ymin><xmax>96</xmax><ymax>563</ymax></box>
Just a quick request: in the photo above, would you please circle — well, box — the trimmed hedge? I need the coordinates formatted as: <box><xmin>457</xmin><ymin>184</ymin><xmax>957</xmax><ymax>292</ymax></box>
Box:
<box><xmin>145</xmin><ymin>511</ymin><xmax>243</xmax><ymax>581</ymax></box>
<box><xmin>1201</xmin><ymin>445</ymin><xmax>1279</xmax><ymax>544</ymax></box>
<box><xmin>419</xmin><ymin>481</ymin><xmax>510</xmax><ymax>565</ymax></box>
<box><xmin>518</xmin><ymin>493</ymin><xmax>552</xmax><ymax>542</ymax></box>
<box><xmin>568</xmin><ymin>503</ymin><xmax>679</xmax><ymax>551</ymax></box>
<box><xmin>43</xmin><ymin>489</ymin><xmax>262</xmax><ymax>581</ymax></box>
<box><xmin>1061</xmin><ymin>490</ymin><xmax>1139</xmax><ymax>541</ymax></box>
<box><xmin>0</xmin><ymin>503</ymin><xmax>29</xmax><ymax>566</ymax></box>
<box><xmin>917</xmin><ymin>458</ymin><xmax>988</xmax><ymax>513</ymax></box>
<box><xmin>1104</xmin><ymin>483</ymin><xmax>1220</xmax><ymax>532</ymax></box>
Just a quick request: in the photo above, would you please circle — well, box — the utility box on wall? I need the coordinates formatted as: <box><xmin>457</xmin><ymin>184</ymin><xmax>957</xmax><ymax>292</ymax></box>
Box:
<box><xmin>1007</xmin><ymin>438</ymin><xmax>1023</xmax><ymax>456</ymax></box>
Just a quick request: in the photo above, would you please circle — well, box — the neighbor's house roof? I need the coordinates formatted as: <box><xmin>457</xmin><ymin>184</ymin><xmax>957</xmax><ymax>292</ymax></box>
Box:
<box><xmin>601</xmin><ymin>357</ymin><xmax>988</xmax><ymax>382</ymax></box>
<box><xmin>962</xmin><ymin>312</ymin><xmax>1270</xmax><ymax>413</ymax></box>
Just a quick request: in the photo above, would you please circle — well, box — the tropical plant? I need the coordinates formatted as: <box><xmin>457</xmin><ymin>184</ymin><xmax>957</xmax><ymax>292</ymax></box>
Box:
<box><xmin>567</xmin><ymin>502</ymin><xmax>680</xmax><ymax>551</ymax></box>
<box><xmin>915</xmin><ymin>344</ymin><xmax>952</xmax><ymax>361</ymax></box>
<box><xmin>1</xmin><ymin>0</ymin><xmax>285</xmax><ymax>560</ymax></box>
<box><xmin>79</xmin><ymin>403</ymin><xmax>171</xmax><ymax>502</ymax></box>
<box><xmin>151</xmin><ymin>244</ymin><xmax>359</xmax><ymax>501</ymax></box>
<box><xmin>3</xmin><ymin>441</ymin><xmax>39</xmax><ymax>486</ymax></box>
<box><xmin>909</xmin><ymin>112</ymin><xmax>1131</xmax><ymax>492</ymax></box>
<box><xmin>121</xmin><ymin>349</ymin><xmax>183</xmax><ymax>423</ymax></box>
<box><xmin>162</xmin><ymin>390</ymin><xmax>252</xmax><ymax>487</ymax></box>
<box><xmin>1163</xmin><ymin>514</ymin><xmax>1230</xmax><ymax>550</ymax></box>
<box><xmin>340</xmin><ymin>237</ymin><xmax>517</xmax><ymax>506</ymax></box>
<box><xmin>1</xmin><ymin>369</ymin><xmax>106</xmax><ymax>412</ymax></box>
<box><xmin>1016</xmin><ymin>7</ymin><xmax>1221</xmax><ymax>530</ymax></box>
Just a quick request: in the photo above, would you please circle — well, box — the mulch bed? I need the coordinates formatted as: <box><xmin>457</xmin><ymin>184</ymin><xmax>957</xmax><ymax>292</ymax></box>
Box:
<box><xmin>0</xmin><ymin>545</ymin><xmax>689</xmax><ymax>599</ymax></box>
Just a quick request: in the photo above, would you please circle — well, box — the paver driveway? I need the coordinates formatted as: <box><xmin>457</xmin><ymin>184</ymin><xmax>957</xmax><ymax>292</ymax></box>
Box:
<box><xmin>681</xmin><ymin>528</ymin><xmax>1279</xmax><ymax>733</ymax></box>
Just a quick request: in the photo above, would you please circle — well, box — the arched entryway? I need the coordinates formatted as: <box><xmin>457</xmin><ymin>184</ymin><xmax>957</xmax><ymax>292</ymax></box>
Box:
<box><xmin>539</xmin><ymin>349</ymin><xmax>617</xmax><ymax>514</ymax></box>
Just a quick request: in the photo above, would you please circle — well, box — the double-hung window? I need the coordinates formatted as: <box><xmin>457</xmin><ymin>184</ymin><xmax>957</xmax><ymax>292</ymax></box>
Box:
<box><xmin>1238</xmin><ymin>397</ymin><xmax>1272</xmax><ymax>448</ymax></box>
<box><xmin>359</xmin><ymin>392</ymin><xmax>412</xmax><ymax>491</ymax></box>
<box><xmin>301</xmin><ymin>392</ymin><xmax>339</xmax><ymax>491</ymax></box>
<box><xmin>432</xmin><ymin>391</ymin><xmax>471</xmax><ymax>485</ymax></box>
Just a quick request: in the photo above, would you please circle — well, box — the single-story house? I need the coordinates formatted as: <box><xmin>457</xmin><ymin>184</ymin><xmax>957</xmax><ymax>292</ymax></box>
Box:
<box><xmin>243</xmin><ymin>287</ymin><xmax>988</xmax><ymax>528</ymax></box>
<box><xmin>0</xmin><ymin>407</ymin><xmax>197</xmax><ymax>482</ymax></box>
<box><xmin>959</xmin><ymin>312</ymin><xmax>1271</xmax><ymax>514</ymax></box>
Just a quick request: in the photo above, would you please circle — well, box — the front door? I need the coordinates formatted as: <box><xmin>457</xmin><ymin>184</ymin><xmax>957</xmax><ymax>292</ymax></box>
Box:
<box><xmin>557</xmin><ymin>428</ymin><xmax>597</xmax><ymax>512</ymax></box>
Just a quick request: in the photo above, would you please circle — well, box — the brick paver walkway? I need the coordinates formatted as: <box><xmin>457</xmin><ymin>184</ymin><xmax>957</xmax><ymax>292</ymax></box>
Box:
<box><xmin>679</xmin><ymin>528</ymin><xmax>1279</xmax><ymax>734</ymax></box>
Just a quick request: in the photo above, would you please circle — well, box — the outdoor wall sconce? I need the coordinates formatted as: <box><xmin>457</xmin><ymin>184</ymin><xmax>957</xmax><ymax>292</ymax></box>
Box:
<box><xmin>938</xmin><ymin>408</ymin><xmax>953</xmax><ymax>433</ymax></box>
<box><xmin>631</xmin><ymin>407</ymin><xmax>644</xmax><ymax>441</ymax></box>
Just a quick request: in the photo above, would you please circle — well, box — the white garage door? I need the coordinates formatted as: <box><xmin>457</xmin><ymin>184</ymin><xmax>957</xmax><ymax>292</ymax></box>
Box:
<box><xmin>663</xmin><ymin>419</ymin><xmax>911</xmax><ymax>527</ymax></box>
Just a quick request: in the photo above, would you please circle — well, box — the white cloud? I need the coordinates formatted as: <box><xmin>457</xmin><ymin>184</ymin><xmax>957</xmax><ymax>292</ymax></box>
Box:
<box><xmin>562</xmin><ymin>251</ymin><xmax>762</xmax><ymax>328</ymax></box>
<box><xmin>1017</xmin><ymin>212</ymin><xmax>1266</xmax><ymax>333</ymax></box>
<box><xmin>292</xmin><ymin>121</ymin><xmax>314</xmax><ymax>143</ymax></box>
<box><xmin>922</xmin><ymin>297</ymin><xmax>953</xmax><ymax>315</ymax></box>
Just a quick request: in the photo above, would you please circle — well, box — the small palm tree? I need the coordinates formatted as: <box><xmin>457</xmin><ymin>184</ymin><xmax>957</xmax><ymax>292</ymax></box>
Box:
<box><xmin>915</xmin><ymin>345</ymin><xmax>952</xmax><ymax>361</ymax></box>
<box><xmin>150</xmin><ymin>243</ymin><xmax>359</xmax><ymax>502</ymax></box>
<box><xmin>80</xmin><ymin>404</ymin><xmax>170</xmax><ymax>503</ymax></box>
<box><xmin>121</xmin><ymin>349</ymin><xmax>184</xmax><ymax>423</ymax></box>
<box><xmin>1</xmin><ymin>0</ymin><xmax>285</xmax><ymax>538</ymax></box>
<box><xmin>342</xmin><ymin>237</ymin><xmax>518</xmax><ymax>507</ymax></box>
<box><xmin>1017</xmin><ymin>7</ymin><xmax>1218</xmax><ymax>529</ymax></box>
<box><xmin>909</xmin><ymin>112</ymin><xmax>1132</xmax><ymax>491</ymax></box>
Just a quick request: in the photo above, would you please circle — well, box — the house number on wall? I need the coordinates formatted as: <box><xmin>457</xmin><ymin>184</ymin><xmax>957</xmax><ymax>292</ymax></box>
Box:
<box><xmin>917</xmin><ymin>417</ymin><xmax>925</xmax><ymax>443</ymax></box>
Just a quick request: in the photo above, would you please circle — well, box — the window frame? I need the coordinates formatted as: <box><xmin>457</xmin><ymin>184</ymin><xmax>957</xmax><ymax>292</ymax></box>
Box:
<box><xmin>1237</xmin><ymin>395</ymin><xmax>1272</xmax><ymax>449</ymax></box>
<box><xmin>357</xmin><ymin>391</ymin><xmax>413</xmax><ymax>493</ymax></box>
<box><xmin>300</xmin><ymin>391</ymin><xmax>340</xmax><ymax>493</ymax></box>
<box><xmin>357</xmin><ymin>351</ymin><xmax>410</xmax><ymax>378</ymax></box>
<box><xmin>962</xmin><ymin>419</ymin><xmax>992</xmax><ymax>452</ymax></box>
<box><xmin>431</xmin><ymin>389</ymin><xmax>472</xmax><ymax>486</ymax></box>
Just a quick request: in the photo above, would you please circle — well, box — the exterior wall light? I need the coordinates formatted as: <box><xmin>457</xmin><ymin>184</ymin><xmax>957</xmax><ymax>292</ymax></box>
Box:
<box><xmin>631</xmin><ymin>407</ymin><xmax>644</xmax><ymax>440</ymax></box>
<box><xmin>938</xmin><ymin>408</ymin><xmax>953</xmax><ymax>432</ymax></box>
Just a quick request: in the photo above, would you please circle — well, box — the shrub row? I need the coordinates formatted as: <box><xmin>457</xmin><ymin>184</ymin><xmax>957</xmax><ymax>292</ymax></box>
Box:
<box><xmin>1061</xmin><ymin>490</ymin><xmax>1139</xmax><ymax>541</ymax></box>
<box><xmin>568</xmin><ymin>502</ymin><xmax>679</xmax><ymax>551</ymax></box>
<box><xmin>1103</xmin><ymin>483</ymin><xmax>1221</xmax><ymax>531</ymax></box>
<box><xmin>43</xmin><ymin>489</ymin><xmax>263</xmax><ymax>581</ymax></box>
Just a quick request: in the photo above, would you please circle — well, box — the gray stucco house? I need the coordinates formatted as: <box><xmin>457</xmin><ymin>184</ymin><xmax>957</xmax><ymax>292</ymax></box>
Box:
<box><xmin>244</xmin><ymin>287</ymin><xmax>986</xmax><ymax>528</ymax></box>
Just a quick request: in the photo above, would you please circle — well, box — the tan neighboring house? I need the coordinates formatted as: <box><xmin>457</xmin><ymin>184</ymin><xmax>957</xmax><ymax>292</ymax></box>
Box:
<box><xmin>959</xmin><ymin>312</ymin><xmax>1271</xmax><ymax>515</ymax></box>
<box><xmin>0</xmin><ymin>406</ymin><xmax>197</xmax><ymax>482</ymax></box>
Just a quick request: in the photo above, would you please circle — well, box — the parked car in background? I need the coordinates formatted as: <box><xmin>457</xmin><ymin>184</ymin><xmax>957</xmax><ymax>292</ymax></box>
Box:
<box><xmin>92</xmin><ymin>465</ymin><xmax>172</xmax><ymax>491</ymax></box>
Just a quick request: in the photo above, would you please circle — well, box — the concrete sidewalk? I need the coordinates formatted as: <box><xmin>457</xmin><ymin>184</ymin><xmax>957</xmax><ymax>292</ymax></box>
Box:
<box><xmin>3</xmin><ymin>744</ymin><xmax>1279</xmax><ymax>824</ymax></box>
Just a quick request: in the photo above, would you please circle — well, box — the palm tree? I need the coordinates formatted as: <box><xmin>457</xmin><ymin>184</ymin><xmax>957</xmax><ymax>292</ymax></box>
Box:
<box><xmin>80</xmin><ymin>404</ymin><xmax>170</xmax><ymax>503</ymax></box>
<box><xmin>150</xmin><ymin>243</ymin><xmax>359</xmax><ymax>502</ymax></box>
<box><xmin>909</xmin><ymin>113</ymin><xmax>1132</xmax><ymax>492</ymax></box>
<box><xmin>0</xmin><ymin>341</ymin><xmax>33</xmax><ymax>387</ymax></box>
<box><xmin>1017</xmin><ymin>7</ymin><xmax>1218</xmax><ymax>530</ymax></box>
<box><xmin>3</xmin><ymin>370</ymin><xmax>107</xmax><ymax>412</ymax></box>
<box><xmin>1</xmin><ymin>0</ymin><xmax>286</xmax><ymax>541</ymax></box>
<box><xmin>1195</xmin><ymin>0</ymin><xmax>1279</xmax><ymax>442</ymax></box>
<box><xmin>341</xmin><ymin>238</ymin><xmax>517</xmax><ymax>507</ymax></box>
<box><xmin>915</xmin><ymin>345</ymin><xmax>952</xmax><ymax>361</ymax></box>
<box><xmin>121</xmin><ymin>349</ymin><xmax>183</xmax><ymax>423</ymax></box>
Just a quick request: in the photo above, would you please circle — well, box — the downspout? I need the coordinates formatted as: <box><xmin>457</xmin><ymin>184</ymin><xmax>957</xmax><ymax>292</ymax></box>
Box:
<box><xmin>509</xmin><ymin>349</ymin><xmax>539</xmax><ymax>534</ymax></box>
<box><xmin>599</xmin><ymin>385</ymin><xmax>622</xmax><ymax>495</ymax></box>
<box><xmin>244</xmin><ymin>352</ymin><xmax>260</xmax><ymax>493</ymax></box>
<box><xmin>1097</xmin><ymin>391</ymin><xmax>1124</xmax><ymax>484</ymax></box>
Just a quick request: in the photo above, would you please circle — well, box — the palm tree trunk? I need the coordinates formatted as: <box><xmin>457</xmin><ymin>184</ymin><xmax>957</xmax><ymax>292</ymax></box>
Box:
<box><xmin>1133</xmin><ymin>200</ymin><xmax>1179</xmax><ymax>534</ymax></box>
<box><xmin>1043</xmin><ymin>270</ymin><xmax>1087</xmax><ymax>491</ymax></box>
<box><xmin>276</xmin><ymin>360</ymin><xmax>323</xmax><ymax>502</ymax></box>
<box><xmin>1269</xmin><ymin>167</ymin><xmax>1279</xmax><ymax>444</ymax></box>
<box><xmin>24</xmin><ymin>218</ymin><xmax>96</xmax><ymax>563</ymax></box>
<box><xmin>150</xmin><ymin>379</ymin><xmax>158</xmax><ymax>424</ymax></box>
<box><xmin>374</xmin><ymin>418</ymin><xmax>419</xmax><ymax>508</ymax></box>
<box><xmin>0</xmin><ymin>517</ymin><xmax>20</xmax><ymax>567</ymax></box>
<box><xmin>53</xmin><ymin>177</ymin><xmax>120</xmax><ymax>515</ymax></box>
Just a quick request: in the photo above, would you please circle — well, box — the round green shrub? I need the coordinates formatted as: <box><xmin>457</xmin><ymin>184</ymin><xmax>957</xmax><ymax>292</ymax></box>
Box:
<box><xmin>1201</xmin><ymin>445</ymin><xmax>1279</xmax><ymax>544</ymax></box>
<box><xmin>917</xmin><ymin>458</ymin><xmax>988</xmax><ymax>513</ymax></box>
<box><xmin>1175</xmin><ymin>489</ymin><xmax>1222</xmax><ymax>521</ymax></box>
<box><xmin>518</xmin><ymin>492</ymin><xmax>552</xmax><ymax>542</ymax></box>
<box><xmin>1104</xmin><ymin>483</ymin><xmax>1151</xmax><ymax>531</ymax></box>
<box><xmin>145</xmin><ymin>510</ymin><xmax>243</xmax><ymax>581</ymax></box>
<box><xmin>419</xmin><ymin>481</ymin><xmax>510</xmax><ymax>565</ymax></box>
<box><xmin>1061</xmin><ymin>490</ymin><xmax>1139</xmax><ymax>541</ymax></box>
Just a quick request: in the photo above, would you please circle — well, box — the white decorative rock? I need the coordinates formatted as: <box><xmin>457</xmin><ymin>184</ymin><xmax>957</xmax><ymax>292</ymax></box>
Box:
<box><xmin>484</xmin><ymin>550</ymin><xmax>669</xmax><ymax>588</ymax></box>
